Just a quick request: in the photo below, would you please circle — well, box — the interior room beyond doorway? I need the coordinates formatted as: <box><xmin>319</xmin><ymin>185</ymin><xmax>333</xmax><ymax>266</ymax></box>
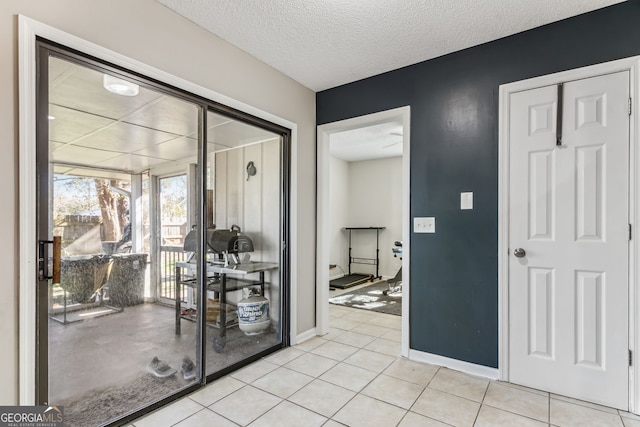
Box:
<box><xmin>316</xmin><ymin>106</ymin><xmax>410</xmax><ymax>356</ymax></box>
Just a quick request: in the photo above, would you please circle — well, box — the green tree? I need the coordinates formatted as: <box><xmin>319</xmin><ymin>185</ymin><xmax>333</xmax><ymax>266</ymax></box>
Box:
<box><xmin>54</xmin><ymin>174</ymin><xmax>130</xmax><ymax>241</ymax></box>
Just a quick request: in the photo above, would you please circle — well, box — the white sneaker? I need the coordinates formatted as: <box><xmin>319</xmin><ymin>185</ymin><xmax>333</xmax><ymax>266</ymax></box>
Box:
<box><xmin>181</xmin><ymin>356</ymin><xmax>196</xmax><ymax>381</ymax></box>
<box><xmin>147</xmin><ymin>356</ymin><xmax>176</xmax><ymax>378</ymax></box>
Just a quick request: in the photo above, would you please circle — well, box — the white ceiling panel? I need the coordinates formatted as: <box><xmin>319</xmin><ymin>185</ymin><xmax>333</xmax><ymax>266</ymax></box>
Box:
<box><xmin>208</xmin><ymin>121</ymin><xmax>280</xmax><ymax>149</ymax></box>
<box><xmin>48</xmin><ymin>57</ymin><xmax>285</xmax><ymax>173</ymax></box>
<box><xmin>96</xmin><ymin>153</ymin><xmax>169</xmax><ymax>173</ymax></box>
<box><xmin>48</xmin><ymin>58</ymin><xmax>74</xmax><ymax>85</ymax></box>
<box><xmin>50</xmin><ymin>57</ymin><xmax>163</xmax><ymax>121</ymax></box>
<box><xmin>50</xmin><ymin>142</ymin><xmax>65</xmax><ymax>153</ymax></box>
<box><xmin>133</xmin><ymin>136</ymin><xmax>198</xmax><ymax>160</ymax></box>
<box><xmin>51</xmin><ymin>144</ymin><xmax>122</xmax><ymax>166</ymax></box>
<box><xmin>53</xmin><ymin>164</ymin><xmax>132</xmax><ymax>181</ymax></box>
<box><xmin>52</xmin><ymin>165</ymin><xmax>74</xmax><ymax>175</ymax></box>
<box><xmin>208</xmin><ymin>111</ymin><xmax>235</xmax><ymax>128</ymax></box>
<box><xmin>72</xmin><ymin>122</ymin><xmax>177</xmax><ymax>153</ymax></box>
<box><xmin>125</xmin><ymin>96</ymin><xmax>200</xmax><ymax>136</ymax></box>
<box><xmin>49</xmin><ymin>104</ymin><xmax>114</xmax><ymax>143</ymax></box>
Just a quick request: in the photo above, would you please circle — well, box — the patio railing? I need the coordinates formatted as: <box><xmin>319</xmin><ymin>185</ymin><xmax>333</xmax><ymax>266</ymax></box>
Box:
<box><xmin>159</xmin><ymin>245</ymin><xmax>188</xmax><ymax>300</ymax></box>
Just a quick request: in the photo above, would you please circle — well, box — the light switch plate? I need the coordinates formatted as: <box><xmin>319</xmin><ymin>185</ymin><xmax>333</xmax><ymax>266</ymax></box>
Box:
<box><xmin>414</xmin><ymin>217</ymin><xmax>435</xmax><ymax>233</ymax></box>
<box><xmin>461</xmin><ymin>192</ymin><xmax>473</xmax><ymax>210</ymax></box>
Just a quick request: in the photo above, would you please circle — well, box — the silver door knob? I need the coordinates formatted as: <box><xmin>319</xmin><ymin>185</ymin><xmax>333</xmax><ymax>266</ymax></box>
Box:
<box><xmin>514</xmin><ymin>248</ymin><xmax>526</xmax><ymax>258</ymax></box>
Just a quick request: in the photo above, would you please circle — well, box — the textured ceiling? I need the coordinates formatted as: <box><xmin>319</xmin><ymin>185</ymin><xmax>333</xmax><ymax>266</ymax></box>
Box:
<box><xmin>156</xmin><ymin>0</ymin><xmax>624</xmax><ymax>91</ymax></box>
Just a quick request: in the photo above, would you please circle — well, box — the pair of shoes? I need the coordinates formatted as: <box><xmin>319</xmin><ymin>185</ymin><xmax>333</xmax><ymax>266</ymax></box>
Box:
<box><xmin>147</xmin><ymin>356</ymin><xmax>177</xmax><ymax>378</ymax></box>
<box><xmin>182</xmin><ymin>356</ymin><xmax>196</xmax><ymax>381</ymax></box>
<box><xmin>181</xmin><ymin>308</ymin><xmax>196</xmax><ymax>316</ymax></box>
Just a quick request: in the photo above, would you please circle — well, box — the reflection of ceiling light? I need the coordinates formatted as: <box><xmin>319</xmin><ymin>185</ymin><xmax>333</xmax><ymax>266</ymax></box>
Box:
<box><xmin>48</xmin><ymin>115</ymin><xmax>55</xmax><ymax>120</ymax></box>
<box><xmin>103</xmin><ymin>74</ymin><xmax>139</xmax><ymax>96</ymax></box>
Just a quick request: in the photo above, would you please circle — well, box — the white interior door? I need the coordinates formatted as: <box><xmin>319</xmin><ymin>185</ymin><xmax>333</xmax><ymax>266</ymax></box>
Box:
<box><xmin>508</xmin><ymin>71</ymin><xmax>630</xmax><ymax>409</ymax></box>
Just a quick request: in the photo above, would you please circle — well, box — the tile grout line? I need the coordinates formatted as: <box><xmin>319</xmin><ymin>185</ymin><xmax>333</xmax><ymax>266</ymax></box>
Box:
<box><xmin>290</xmin><ymin>313</ymin><xmax>408</xmax><ymax>425</ymax></box>
<box><xmin>476</xmin><ymin>382</ymin><xmax>553</xmax><ymax>425</ymax></box>
<box><xmin>205</xmin><ymin>304</ymin><xmax>633</xmax><ymax>426</ymax></box>
<box><xmin>472</xmin><ymin>378</ymin><xmax>491</xmax><ymax>426</ymax></box>
<box><xmin>196</xmin><ymin>308</ymin><xmax>399</xmax><ymax>425</ymax></box>
<box><xmin>232</xmin><ymin>337</ymin><xmax>356</xmax><ymax>425</ymax></box>
<box><xmin>479</xmin><ymin>401</ymin><xmax>552</xmax><ymax>426</ymax></box>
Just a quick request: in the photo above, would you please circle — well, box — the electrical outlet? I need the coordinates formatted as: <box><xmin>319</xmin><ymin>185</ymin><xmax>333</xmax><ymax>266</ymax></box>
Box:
<box><xmin>414</xmin><ymin>217</ymin><xmax>435</xmax><ymax>233</ymax></box>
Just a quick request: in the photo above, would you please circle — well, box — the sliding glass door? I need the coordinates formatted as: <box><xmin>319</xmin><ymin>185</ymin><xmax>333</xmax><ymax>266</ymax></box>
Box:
<box><xmin>199</xmin><ymin>110</ymin><xmax>288</xmax><ymax>377</ymax></box>
<box><xmin>36</xmin><ymin>41</ymin><xmax>290</xmax><ymax>426</ymax></box>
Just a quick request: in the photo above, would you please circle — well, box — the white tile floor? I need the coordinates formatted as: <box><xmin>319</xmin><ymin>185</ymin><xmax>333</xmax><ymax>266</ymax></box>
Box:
<box><xmin>132</xmin><ymin>304</ymin><xmax>640</xmax><ymax>426</ymax></box>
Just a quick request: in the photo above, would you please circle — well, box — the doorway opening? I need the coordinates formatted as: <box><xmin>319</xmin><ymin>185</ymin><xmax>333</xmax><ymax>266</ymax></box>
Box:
<box><xmin>316</xmin><ymin>107</ymin><xmax>410</xmax><ymax>356</ymax></box>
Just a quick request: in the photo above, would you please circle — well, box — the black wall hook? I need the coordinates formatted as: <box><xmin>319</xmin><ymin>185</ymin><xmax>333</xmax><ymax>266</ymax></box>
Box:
<box><xmin>246</xmin><ymin>161</ymin><xmax>257</xmax><ymax>181</ymax></box>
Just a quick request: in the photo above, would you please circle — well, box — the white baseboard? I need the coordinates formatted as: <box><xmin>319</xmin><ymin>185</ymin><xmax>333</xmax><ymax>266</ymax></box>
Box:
<box><xmin>292</xmin><ymin>327</ymin><xmax>317</xmax><ymax>345</ymax></box>
<box><xmin>409</xmin><ymin>349</ymin><xmax>499</xmax><ymax>380</ymax></box>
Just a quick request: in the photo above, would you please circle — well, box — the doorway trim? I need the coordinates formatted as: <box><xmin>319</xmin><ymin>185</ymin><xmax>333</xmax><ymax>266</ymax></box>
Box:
<box><xmin>316</xmin><ymin>106</ymin><xmax>411</xmax><ymax>357</ymax></box>
<box><xmin>18</xmin><ymin>15</ymin><xmax>299</xmax><ymax>405</ymax></box>
<box><xmin>498</xmin><ymin>56</ymin><xmax>640</xmax><ymax>412</ymax></box>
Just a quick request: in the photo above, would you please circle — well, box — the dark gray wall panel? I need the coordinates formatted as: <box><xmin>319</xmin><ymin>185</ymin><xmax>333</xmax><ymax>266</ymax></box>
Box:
<box><xmin>317</xmin><ymin>0</ymin><xmax>640</xmax><ymax>368</ymax></box>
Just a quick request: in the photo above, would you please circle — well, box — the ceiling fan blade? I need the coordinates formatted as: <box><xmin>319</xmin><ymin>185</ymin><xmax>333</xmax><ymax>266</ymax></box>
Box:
<box><xmin>382</xmin><ymin>141</ymin><xmax>402</xmax><ymax>149</ymax></box>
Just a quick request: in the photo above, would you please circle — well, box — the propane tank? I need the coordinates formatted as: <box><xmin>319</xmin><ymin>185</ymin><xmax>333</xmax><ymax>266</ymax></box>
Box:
<box><xmin>237</xmin><ymin>291</ymin><xmax>270</xmax><ymax>335</ymax></box>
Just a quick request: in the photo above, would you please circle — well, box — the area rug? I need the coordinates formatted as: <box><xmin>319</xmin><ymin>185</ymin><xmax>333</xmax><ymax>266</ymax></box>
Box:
<box><xmin>329</xmin><ymin>280</ymin><xmax>401</xmax><ymax>316</ymax></box>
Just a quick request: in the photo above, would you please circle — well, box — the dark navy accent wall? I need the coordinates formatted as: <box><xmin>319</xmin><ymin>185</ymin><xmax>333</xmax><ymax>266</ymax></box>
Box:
<box><xmin>317</xmin><ymin>1</ymin><xmax>640</xmax><ymax>368</ymax></box>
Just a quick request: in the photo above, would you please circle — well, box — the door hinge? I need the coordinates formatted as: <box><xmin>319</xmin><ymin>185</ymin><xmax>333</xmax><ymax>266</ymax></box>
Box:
<box><xmin>630</xmin><ymin>350</ymin><xmax>633</xmax><ymax>367</ymax></box>
<box><xmin>629</xmin><ymin>97</ymin><xmax>632</xmax><ymax>116</ymax></box>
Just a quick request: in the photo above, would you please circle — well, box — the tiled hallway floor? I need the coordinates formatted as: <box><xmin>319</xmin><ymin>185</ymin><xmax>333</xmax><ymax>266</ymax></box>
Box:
<box><xmin>132</xmin><ymin>304</ymin><xmax>640</xmax><ymax>426</ymax></box>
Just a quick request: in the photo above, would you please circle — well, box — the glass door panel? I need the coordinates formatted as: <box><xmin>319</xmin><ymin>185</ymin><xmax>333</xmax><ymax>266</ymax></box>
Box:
<box><xmin>42</xmin><ymin>52</ymin><xmax>202</xmax><ymax>425</ymax></box>
<box><xmin>202</xmin><ymin>110</ymin><xmax>284</xmax><ymax>376</ymax></box>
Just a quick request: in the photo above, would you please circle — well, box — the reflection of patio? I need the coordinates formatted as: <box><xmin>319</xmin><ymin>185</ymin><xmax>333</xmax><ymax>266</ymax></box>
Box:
<box><xmin>49</xmin><ymin>302</ymin><xmax>279</xmax><ymax>426</ymax></box>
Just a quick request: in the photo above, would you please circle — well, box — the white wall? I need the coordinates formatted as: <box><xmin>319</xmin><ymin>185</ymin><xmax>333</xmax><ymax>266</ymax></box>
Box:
<box><xmin>0</xmin><ymin>0</ymin><xmax>315</xmax><ymax>404</ymax></box>
<box><xmin>328</xmin><ymin>156</ymin><xmax>402</xmax><ymax>280</ymax></box>
<box><xmin>349</xmin><ymin>157</ymin><xmax>403</xmax><ymax>278</ymax></box>
<box><xmin>328</xmin><ymin>156</ymin><xmax>349</xmax><ymax>278</ymax></box>
<box><xmin>213</xmin><ymin>140</ymin><xmax>282</xmax><ymax>320</ymax></box>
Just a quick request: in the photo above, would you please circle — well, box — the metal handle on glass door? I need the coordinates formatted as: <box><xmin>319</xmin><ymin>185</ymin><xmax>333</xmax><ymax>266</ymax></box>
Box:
<box><xmin>514</xmin><ymin>248</ymin><xmax>526</xmax><ymax>258</ymax></box>
<box><xmin>52</xmin><ymin>236</ymin><xmax>61</xmax><ymax>284</ymax></box>
<box><xmin>38</xmin><ymin>236</ymin><xmax>61</xmax><ymax>282</ymax></box>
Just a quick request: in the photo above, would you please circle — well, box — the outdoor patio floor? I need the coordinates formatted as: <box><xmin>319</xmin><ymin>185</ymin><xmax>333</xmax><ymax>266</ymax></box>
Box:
<box><xmin>49</xmin><ymin>301</ymin><xmax>279</xmax><ymax>426</ymax></box>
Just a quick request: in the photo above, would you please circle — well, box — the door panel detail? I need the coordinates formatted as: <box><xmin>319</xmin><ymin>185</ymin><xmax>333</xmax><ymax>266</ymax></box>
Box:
<box><xmin>529</xmin><ymin>103</ymin><xmax>555</xmax><ymax>135</ymax></box>
<box><xmin>575</xmin><ymin>270</ymin><xmax>605</xmax><ymax>368</ymax></box>
<box><xmin>528</xmin><ymin>267</ymin><xmax>555</xmax><ymax>359</ymax></box>
<box><xmin>576</xmin><ymin>93</ymin><xmax>607</xmax><ymax>129</ymax></box>
<box><xmin>575</xmin><ymin>145</ymin><xmax>604</xmax><ymax>241</ymax></box>
<box><xmin>528</xmin><ymin>150</ymin><xmax>555</xmax><ymax>240</ymax></box>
